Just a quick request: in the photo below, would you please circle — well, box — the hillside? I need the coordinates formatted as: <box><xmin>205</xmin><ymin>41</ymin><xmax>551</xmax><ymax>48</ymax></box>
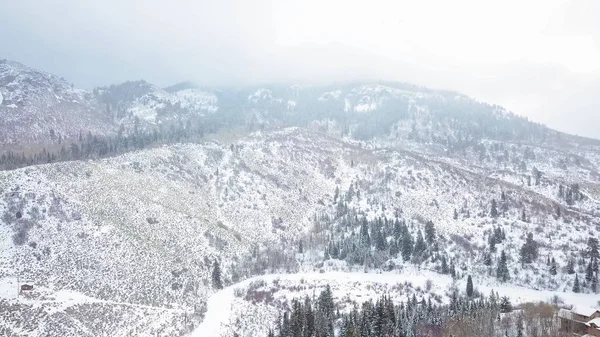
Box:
<box><xmin>0</xmin><ymin>60</ymin><xmax>115</xmax><ymax>145</ymax></box>
<box><xmin>0</xmin><ymin>127</ymin><xmax>599</xmax><ymax>335</ymax></box>
<box><xmin>0</xmin><ymin>60</ymin><xmax>600</xmax><ymax>336</ymax></box>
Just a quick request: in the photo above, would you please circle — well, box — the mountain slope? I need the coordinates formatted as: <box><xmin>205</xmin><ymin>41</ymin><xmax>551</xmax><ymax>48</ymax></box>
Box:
<box><xmin>1</xmin><ymin>127</ymin><xmax>599</xmax><ymax>335</ymax></box>
<box><xmin>96</xmin><ymin>81</ymin><xmax>218</xmax><ymax>126</ymax></box>
<box><xmin>0</xmin><ymin>60</ymin><xmax>115</xmax><ymax>144</ymax></box>
<box><xmin>1</xmin><ymin>60</ymin><xmax>600</xmax><ymax>336</ymax></box>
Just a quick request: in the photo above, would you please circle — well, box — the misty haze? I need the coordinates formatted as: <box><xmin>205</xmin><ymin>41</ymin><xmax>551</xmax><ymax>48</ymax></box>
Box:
<box><xmin>1</xmin><ymin>1</ymin><xmax>600</xmax><ymax>337</ymax></box>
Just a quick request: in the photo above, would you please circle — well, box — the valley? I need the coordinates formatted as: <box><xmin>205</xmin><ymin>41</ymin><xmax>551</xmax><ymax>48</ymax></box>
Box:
<box><xmin>0</xmin><ymin>59</ymin><xmax>599</xmax><ymax>336</ymax></box>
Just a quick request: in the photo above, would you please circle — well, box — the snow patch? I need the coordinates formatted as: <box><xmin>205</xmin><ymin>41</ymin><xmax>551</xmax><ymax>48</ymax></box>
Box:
<box><xmin>319</xmin><ymin>90</ymin><xmax>342</xmax><ymax>101</ymax></box>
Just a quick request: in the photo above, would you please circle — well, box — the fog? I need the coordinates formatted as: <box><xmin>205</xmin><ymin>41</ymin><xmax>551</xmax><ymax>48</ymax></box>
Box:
<box><xmin>1</xmin><ymin>0</ymin><xmax>599</xmax><ymax>138</ymax></box>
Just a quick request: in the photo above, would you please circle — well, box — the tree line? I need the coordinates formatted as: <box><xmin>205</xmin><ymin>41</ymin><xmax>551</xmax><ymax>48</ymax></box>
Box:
<box><xmin>0</xmin><ymin>119</ymin><xmax>212</xmax><ymax>170</ymax></box>
<box><xmin>261</xmin><ymin>284</ymin><xmax>577</xmax><ymax>337</ymax></box>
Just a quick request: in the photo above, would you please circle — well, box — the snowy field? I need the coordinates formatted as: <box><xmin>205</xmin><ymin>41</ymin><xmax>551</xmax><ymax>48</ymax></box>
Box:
<box><xmin>190</xmin><ymin>269</ymin><xmax>600</xmax><ymax>337</ymax></box>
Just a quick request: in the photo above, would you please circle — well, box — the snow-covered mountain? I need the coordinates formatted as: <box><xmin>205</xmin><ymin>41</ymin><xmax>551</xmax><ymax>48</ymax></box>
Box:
<box><xmin>0</xmin><ymin>60</ymin><xmax>115</xmax><ymax>144</ymax></box>
<box><xmin>96</xmin><ymin>81</ymin><xmax>218</xmax><ymax>125</ymax></box>
<box><xmin>1</xmin><ymin>60</ymin><xmax>600</xmax><ymax>336</ymax></box>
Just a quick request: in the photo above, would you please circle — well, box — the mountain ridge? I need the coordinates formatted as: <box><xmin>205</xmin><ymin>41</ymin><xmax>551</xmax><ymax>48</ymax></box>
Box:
<box><xmin>1</xmin><ymin>58</ymin><xmax>600</xmax><ymax>336</ymax></box>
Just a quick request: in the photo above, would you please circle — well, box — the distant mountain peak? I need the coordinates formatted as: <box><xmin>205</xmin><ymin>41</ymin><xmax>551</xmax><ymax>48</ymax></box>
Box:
<box><xmin>164</xmin><ymin>81</ymin><xmax>198</xmax><ymax>93</ymax></box>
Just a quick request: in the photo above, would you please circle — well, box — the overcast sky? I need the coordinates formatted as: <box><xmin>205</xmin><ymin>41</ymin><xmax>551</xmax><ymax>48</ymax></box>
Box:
<box><xmin>1</xmin><ymin>0</ymin><xmax>599</xmax><ymax>137</ymax></box>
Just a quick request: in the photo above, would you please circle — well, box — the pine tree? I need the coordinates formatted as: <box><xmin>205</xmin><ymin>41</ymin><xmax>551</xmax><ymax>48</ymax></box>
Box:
<box><xmin>567</xmin><ymin>258</ymin><xmax>575</xmax><ymax>274</ymax></box>
<box><xmin>441</xmin><ymin>255</ymin><xmax>449</xmax><ymax>274</ymax></box>
<box><xmin>484</xmin><ymin>252</ymin><xmax>492</xmax><ymax>266</ymax></box>
<box><xmin>414</xmin><ymin>230</ymin><xmax>426</xmax><ymax>257</ymax></box>
<box><xmin>375</xmin><ymin>228</ymin><xmax>387</xmax><ymax>251</ymax></box>
<box><xmin>425</xmin><ymin>221</ymin><xmax>436</xmax><ymax>246</ymax></box>
<box><xmin>489</xmin><ymin>290</ymin><xmax>498</xmax><ymax>310</ymax></box>
<box><xmin>497</xmin><ymin>250</ymin><xmax>510</xmax><ymax>282</ymax></box>
<box><xmin>586</xmin><ymin>260</ymin><xmax>594</xmax><ymax>282</ymax></box>
<box><xmin>401</xmin><ymin>230</ymin><xmax>413</xmax><ymax>262</ymax></box>
<box><xmin>389</xmin><ymin>239</ymin><xmax>399</xmax><ymax>257</ymax></box>
<box><xmin>491</xmin><ymin>199</ymin><xmax>499</xmax><ymax>218</ymax></box>
<box><xmin>453</xmin><ymin>208</ymin><xmax>459</xmax><ymax>220</ymax></box>
<box><xmin>521</xmin><ymin>209</ymin><xmax>527</xmax><ymax>222</ymax></box>
<box><xmin>489</xmin><ymin>234</ymin><xmax>497</xmax><ymax>253</ymax></box>
<box><xmin>589</xmin><ymin>237</ymin><xmax>600</xmax><ymax>260</ymax></box>
<box><xmin>573</xmin><ymin>274</ymin><xmax>581</xmax><ymax>293</ymax></box>
<box><xmin>212</xmin><ymin>260</ymin><xmax>223</xmax><ymax>289</ymax></box>
<box><xmin>393</xmin><ymin>219</ymin><xmax>402</xmax><ymax>240</ymax></box>
<box><xmin>519</xmin><ymin>232</ymin><xmax>538</xmax><ymax>264</ymax></box>
<box><xmin>466</xmin><ymin>275</ymin><xmax>474</xmax><ymax>297</ymax></box>
<box><xmin>359</xmin><ymin>219</ymin><xmax>370</xmax><ymax>248</ymax></box>
<box><xmin>550</xmin><ymin>258</ymin><xmax>557</xmax><ymax>276</ymax></box>
<box><xmin>500</xmin><ymin>296</ymin><xmax>513</xmax><ymax>313</ymax></box>
<box><xmin>566</xmin><ymin>189</ymin><xmax>574</xmax><ymax>205</ymax></box>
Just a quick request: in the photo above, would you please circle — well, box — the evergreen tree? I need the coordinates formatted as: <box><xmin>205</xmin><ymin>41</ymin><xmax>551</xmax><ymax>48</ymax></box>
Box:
<box><xmin>566</xmin><ymin>258</ymin><xmax>575</xmax><ymax>274</ymax></box>
<box><xmin>491</xmin><ymin>199</ymin><xmax>499</xmax><ymax>218</ymax></box>
<box><xmin>497</xmin><ymin>250</ymin><xmax>510</xmax><ymax>282</ymax></box>
<box><xmin>519</xmin><ymin>232</ymin><xmax>539</xmax><ymax>264</ymax></box>
<box><xmin>414</xmin><ymin>230</ymin><xmax>426</xmax><ymax>257</ymax></box>
<box><xmin>453</xmin><ymin>208</ymin><xmax>459</xmax><ymax>220</ymax></box>
<box><xmin>441</xmin><ymin>255</ymin><xmax>449</xmax><ymax>274</ymax></box>
<box><xmin>425</xmin><ymin>221</ymin><xmax>436</xmax><ymax>246</ymax></box>
<box><xmin>359</xmin><ymin>219</ymin><xmax>370</xmax><ymax>248</ymax></box>
<box><xmin>573</xmin><ymin>274</ymin><xmax>581</xmax><ymax>293</ymax></box>
<box><xmin>566</xmin><ymin>189</ymin><xmax>574</xmax><ymax>205</ymax></box>
<box><xmin>375</xmin><ymin>227</ymin><xmax>387</xmax><ymax>251</ymax></box>
<box><xmin>500</xmin><ymin>296</ymin><xmax>513</xmax><ymax>313</ymax></box>
<box><xmin>589</xmin><ymin>237</ymin><xmax>600</xmax><ymax>260</ymax></box>
<box><xmin>484</xmin><ymin>252</ymin><xmax>492</xmax><ymax>266</ymax></box>
<box><xmin>489</xmin><ymin>234</ymin><xmax>497</xmax><ymax>253</ymax></box>
<box><xmin>549</xmin><ymin>257</ymin><xmax>557</xmax><ymax>276</ymax></box>
<box><xmin>393</xmin><ymin>219</ymin><xmax>402</xmax><ymax>240</ymax></box>
<box><xmin>401</xmin><ymin>230</ymin><xmax>413</xmax><ymax>262</ymax></box>
<box><xmin>211</xmin><ymin>260</ymin><xmax>223</xmax><ymax>289</ymax></box>
<box><xmin>389</xmin><ymin>239</ymin><xmax>399</xmax><ymax>257</ymax></box>
<box><xmin>466</xmin><ymin>275</ymin><xmax>474</xmax><ymax>297</ymax></box>
<box><xmin>586</xmin><ymin>260</ymin><xmax>594</xmax><ymax>282</ymax></box>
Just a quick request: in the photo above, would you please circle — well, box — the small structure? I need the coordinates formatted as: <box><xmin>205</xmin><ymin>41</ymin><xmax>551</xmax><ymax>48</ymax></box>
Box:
<box><xmin>20</xmin><ymin>284</ymin><xmax>34</xmax><ymax>292</ymax></box>
<box><xmin>558</xmin><ymin>306</ymin><xmax>600</xmax><ymax>337</ymax></box>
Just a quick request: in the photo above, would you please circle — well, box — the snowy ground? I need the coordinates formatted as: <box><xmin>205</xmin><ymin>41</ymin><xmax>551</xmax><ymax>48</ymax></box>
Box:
<box><xmin>1</xmin><ymin>127</ymin><xmax>599</xmax><ymax>335</ymax></box>
<box><xmin>190</xmin><ymin>270</ymin><xmax>600</xmax><ymax>337</ymax></box>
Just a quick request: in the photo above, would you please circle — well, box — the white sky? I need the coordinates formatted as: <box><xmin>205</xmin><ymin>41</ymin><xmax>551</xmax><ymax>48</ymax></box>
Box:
<box><xmin>274</xmin><ymin>0</ymin><xmax>599</xmax><ymax>72</ymax></box>
<box><xmin>1</xmin><ymin>0</ymin><xmax>599</xmax><ymax>137</ymax></box>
